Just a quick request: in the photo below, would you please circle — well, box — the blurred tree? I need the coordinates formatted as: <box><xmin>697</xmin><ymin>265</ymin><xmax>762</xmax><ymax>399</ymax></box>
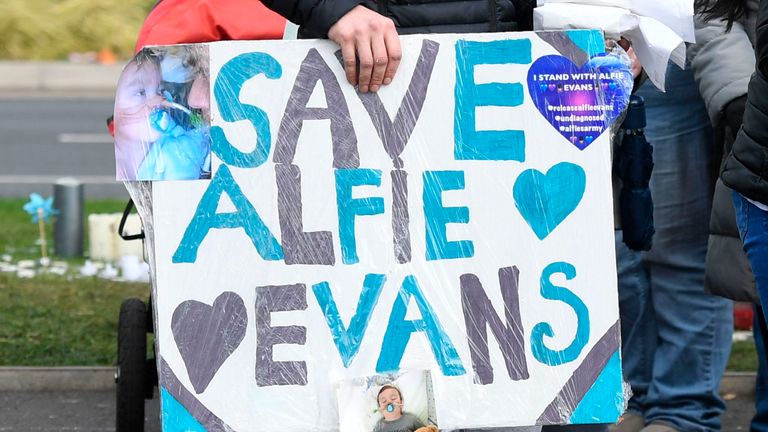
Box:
<box><xmin>0</xmin><ymin>0</ymin><xmax>153</xmax><ymax>60</ymax></box>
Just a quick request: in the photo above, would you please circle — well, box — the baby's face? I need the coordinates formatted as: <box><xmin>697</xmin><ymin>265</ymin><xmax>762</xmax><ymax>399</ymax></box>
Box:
<box><xmin>114</xmin><ymin>61</ymin><xmax>165</xmax><ymax>144</ymax></box>
<box><xmin>378</xmin><ymin>388</ymin><xmax>402</xmax><ymax>420</ymax></box>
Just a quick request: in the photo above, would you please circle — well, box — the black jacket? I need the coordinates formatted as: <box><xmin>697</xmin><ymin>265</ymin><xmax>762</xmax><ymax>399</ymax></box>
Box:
<box><xmin>721</xmin><ymin>0</ymin><xmax>768</xmax><ymax>204</ymax></box>
<box><xmin>260</xmin><ymin>0</ymin><xmax>535</xmax><ymax>39</ymax></box>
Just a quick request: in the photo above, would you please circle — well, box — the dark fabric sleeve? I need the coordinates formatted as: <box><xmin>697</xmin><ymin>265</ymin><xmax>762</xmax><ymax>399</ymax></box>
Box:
<box><xmin>724</xmin><ymin>94</ymin><xmax>748</xmax><ymax>133</ymax></box>
<box><xmin>260</xmin><ymin>0</ymin><xmax>365</xmax><ymax>37</ymax></box>
<box><xmin>757</xmin><ymin>0</ymin><xmax>768</xmax><ymax>77</ymax></box>
<box><xmin>721</xmin><ymin>0</ymin><xmax>768</xmax><ymax>204</ymax></box>
<box><xmin>513</xmin><ymin>0</ymin><xmax>536</xmax><ymax>31</ymax></box>
<box><xmin>721</xmin><ymin>69</ymin><xmax>768</xmax><ymax>204</ymax></box>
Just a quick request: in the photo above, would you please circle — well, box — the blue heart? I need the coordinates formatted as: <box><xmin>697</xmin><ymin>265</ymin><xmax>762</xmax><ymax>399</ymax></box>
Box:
<box><xmin>527</xmin><ymin>54</ymin><xmax>632</xmax><ymax>150</ymax></box>
<box><xmin>513</xmin><ymin>162</ymin><xmax>586</xmax><ymax>240</ymax></box>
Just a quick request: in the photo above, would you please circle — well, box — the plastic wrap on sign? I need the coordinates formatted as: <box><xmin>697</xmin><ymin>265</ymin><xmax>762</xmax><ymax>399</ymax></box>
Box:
<box><xmin>116</xmin><ymin>30</ymin><xmax>631</xmax><ymax>431</ymax></box>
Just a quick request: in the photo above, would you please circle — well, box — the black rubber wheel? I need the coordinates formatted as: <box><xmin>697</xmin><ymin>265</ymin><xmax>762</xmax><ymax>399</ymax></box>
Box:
<box><xmin>116</xmin><ymin>298</ymin><xmax>147</xmax><ymax>432</ymax></box>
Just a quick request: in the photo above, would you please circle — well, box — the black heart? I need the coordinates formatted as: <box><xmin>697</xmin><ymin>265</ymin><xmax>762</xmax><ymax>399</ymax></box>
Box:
<box><xmin>172</xmin><ymin>292</ymin><xmax>247</xmax><ymax>394</ymax></box>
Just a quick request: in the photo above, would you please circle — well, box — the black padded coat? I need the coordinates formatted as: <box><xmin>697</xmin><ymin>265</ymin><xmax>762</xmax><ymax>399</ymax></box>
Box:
<box><xmin>721</xmin><ymin>0</ymin><xmax>768</xmax><ymax>204</ymax></box>
<box><xmin>260</xmin><ymin>0</ymin><xmax>535</xmax><ymax>39</ymax></box>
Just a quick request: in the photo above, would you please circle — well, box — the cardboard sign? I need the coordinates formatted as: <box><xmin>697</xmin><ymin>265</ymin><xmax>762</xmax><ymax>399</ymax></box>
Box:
<box><xmin>144</xmin><ymin>30</ymin><xmax>629</xmax><ymax>431</ymax></box>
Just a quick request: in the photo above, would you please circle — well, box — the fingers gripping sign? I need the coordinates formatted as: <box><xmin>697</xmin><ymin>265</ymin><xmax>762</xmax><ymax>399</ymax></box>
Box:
<box><xmin>328</xmin><ymin>5</ymin><xmax>402</xmax><ymax>93</ymax></box>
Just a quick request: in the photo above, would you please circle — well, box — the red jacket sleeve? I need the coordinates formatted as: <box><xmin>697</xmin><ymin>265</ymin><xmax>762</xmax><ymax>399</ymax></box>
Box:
<box><xmin>136</xmin><ymin>0</ymin><xmax>288</xmax><ymax>51</ymax></box>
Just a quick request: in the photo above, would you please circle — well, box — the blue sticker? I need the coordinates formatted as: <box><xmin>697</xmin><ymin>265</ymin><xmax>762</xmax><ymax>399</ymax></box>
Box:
<box><xmin>513</xmin><ymin>162</ymin><xmax>586</xmax><ymax>240</ymax></box>
<box><xmin>527</xmin><ymin>54</ymin><xmax>632</xmax><ymax>149</ymax></box>
<box><xmin>160</xmin><ymin>388</ymin><xmax>208</xmax><ymax>432</ymax></box>
<box><xmin>570</xmin><ymin>351</ymin><xmax>624</xmax><ymax>423</ymax></box>
<box><xmin>565</xmin><ymin>29</ymin><xmax>605</xmax><ymax>58</ymax></box>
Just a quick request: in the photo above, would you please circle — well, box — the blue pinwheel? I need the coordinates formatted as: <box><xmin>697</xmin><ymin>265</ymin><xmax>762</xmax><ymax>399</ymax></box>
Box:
<box><xmin>23</xmin><ymin>193</ymin><xmax>58</xmax><ymax>223</ymax></box>
<box><xmin>23</xmin><ymin>193</ymin><xmax>57</xmax><ymax>263</ymax></box>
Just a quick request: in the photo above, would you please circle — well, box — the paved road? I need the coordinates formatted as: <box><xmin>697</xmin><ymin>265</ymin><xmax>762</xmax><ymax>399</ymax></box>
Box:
<box><xmin>0</xmin><ymin>388</ymin><xmax>757</xmax><ymax>431</ymax></box>
<box><xmin>0</xmin><ymin>390</ymin><xmax>160</xmax><ymax>432</ymax></box>
<box><xmin>0</xmin><ymin>98</ymin><xmax>129</xmax><ymax>199</ymax></box>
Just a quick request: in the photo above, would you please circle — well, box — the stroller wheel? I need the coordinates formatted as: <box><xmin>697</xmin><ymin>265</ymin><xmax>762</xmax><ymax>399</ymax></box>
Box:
<box><xmin>116</xmin><ymin>298</ymin><xmax>147</xmax><ymax>432</ymax></box>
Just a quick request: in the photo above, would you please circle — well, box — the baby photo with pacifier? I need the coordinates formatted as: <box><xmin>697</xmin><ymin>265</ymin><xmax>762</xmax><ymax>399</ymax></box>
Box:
<box><xmin>113</xmin><ymin>45</ymin><xmax>211</xmax><ymax>181</ymax></box>
<box><xmin>337</xmin><ymin>371</ymin><xmax>438</xmax><ymax>432</ymax></box>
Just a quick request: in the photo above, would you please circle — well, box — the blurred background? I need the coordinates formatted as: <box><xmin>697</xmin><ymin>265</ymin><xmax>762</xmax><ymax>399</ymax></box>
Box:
<box><xmin>0</xmin><ymin>0</ymin><xmax>152</xmax><ymax>61</ymax></box>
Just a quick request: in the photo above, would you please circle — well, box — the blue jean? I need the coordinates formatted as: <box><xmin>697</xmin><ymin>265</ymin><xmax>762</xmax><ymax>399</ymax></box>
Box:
<box><xmin>753</xmin><ymin>306</ymin><xmax>768</xmax><ymax>432</ymax></box>
<box><xmin>732</xmin><ymin>194</ymin><xmax>768</xmax><ymax>432</ymax></box>
<box><xmin>616</xmin><ymin>66</ymin><xmax>733</xmax><ymax>431</ymax></box>
<box><xmin>733</xmin><ymin>193</ymin><xmax>768</xmax><ymax>312</ymax></box>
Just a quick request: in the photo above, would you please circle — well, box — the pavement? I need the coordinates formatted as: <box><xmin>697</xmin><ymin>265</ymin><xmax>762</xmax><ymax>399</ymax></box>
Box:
<box><xmin>0</xmin><ymin>367</ymin><xmax>759</xmax><ymax>431</ymax></box>
<box><xmin>0</xmin><ymin>61</ymin><xmax>122</xmax><ymax>98</ymax></box>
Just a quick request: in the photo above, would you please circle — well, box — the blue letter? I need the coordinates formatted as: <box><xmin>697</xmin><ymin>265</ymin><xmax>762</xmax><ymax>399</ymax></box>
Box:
<box><xmin>530</xmin><ymin>262</ymin><xmax>590</xmax><ymax>366</ymax></box>
<box><xmin>377</xmin><ymin>275</ymin><xmax>466</xmax><ymax>376</ymax></box>
<box><xmin>212</xmin><ymin>52</ymin><xmax>281</xmax><ymax>167</ymax></box>
<box><xmin>335</xmin><ymin>169</ymin><xmax>385</xmax><ymax>264</ymax></box>
<box><xmin>454</xmin><ymin>39</ymin><xmax>531</xmax><ymax>161</ymax></box>
<box><xmin>423</xmin><ymin>170</ymin><xmax>474</xmax><ymax>261</ymax></box>
<box><xmin>313</xmin><ymin>274</ymin><xmax>387</xmax><ymax>367</ymax></box>
<box><xmin>173</xmin><ymin>165</ymin><xmax>283</xmax><ymax>263</ymax></box>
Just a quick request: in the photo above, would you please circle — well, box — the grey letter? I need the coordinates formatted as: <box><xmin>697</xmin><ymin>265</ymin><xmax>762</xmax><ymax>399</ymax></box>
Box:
<box><xmin>276</xmin><ymin>164</ymin><xmax>335</xmax><ymax>265</ymax></box>
<box><xmin>275</xmin><ymin>49</ymin><xmax>359</xmax><ymax>168</ymax></box>
<box><xmin>460</xmin><ymin>267</ymin><xmax>529</xmax><ymax>384</ymax></box>
<box><xmin>255</xmin><ymin>284</ymin><xmax>308</xmax><ymax>386</ymax></box>
<box><xmin>391</xmin><ymin>169</ymin><xmax>411</xmax><ymax>263</ymax></box>
<box><xmin>356</xmin><ymin>39</ymin><xmax>440</xmax><ymax>168</ymax></box>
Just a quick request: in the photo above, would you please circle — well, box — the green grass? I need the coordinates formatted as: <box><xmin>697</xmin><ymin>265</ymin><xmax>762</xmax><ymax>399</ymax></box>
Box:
<box><xmin>0</xmin><ymin>198</ymin><xmax>148</xmax><ymax>365</ymax></box>
<box><xmin>0</xmin><ymin>271</ymin><xmax>147</xmax><ymax>365</ymax></box>
<box><xmin>728</xmin><ymin>340</ymin><xmax>759</xmax><ymax>372</ymax></box>
<box><xmin>0</xmin><ymin>198</ymin><xmax>128</xmax><ymax>261</ymax></box>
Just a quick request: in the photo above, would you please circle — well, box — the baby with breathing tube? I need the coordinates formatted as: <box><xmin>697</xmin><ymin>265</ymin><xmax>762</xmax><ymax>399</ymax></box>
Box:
<box><xmin>113</xmin><ymin>48</ymin><xmax>210</xmax><ymax>181</ymax></box>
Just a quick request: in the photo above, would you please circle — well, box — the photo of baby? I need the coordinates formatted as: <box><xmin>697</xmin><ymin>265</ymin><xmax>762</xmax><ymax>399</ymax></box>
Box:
<box><xmin>374</xmin><ymin>384</ymin><xmax>437</xmax><ymax>432</ymax></box>
<box><xmin>337</xmin><ymin>370</ymin><xmax>437</xmax><ymax>432</ymax></box>
<box><xmin>113</xmin><ymin>45</ymin><xmax>211</xmax><ymax>181</ymax></box>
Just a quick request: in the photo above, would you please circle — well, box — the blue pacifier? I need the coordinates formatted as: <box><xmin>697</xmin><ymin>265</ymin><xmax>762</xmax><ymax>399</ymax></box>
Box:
<box><xmin>386</xmin><ymin>404</ymin><xmax>395</xmax><ymax>413</ymax></box>
<box><xmin>149</xmin><ymin>107</ymin><xmax>173</xmax><ymax>133</ymax></box>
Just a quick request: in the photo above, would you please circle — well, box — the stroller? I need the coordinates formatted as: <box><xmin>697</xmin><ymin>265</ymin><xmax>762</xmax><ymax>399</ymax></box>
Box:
<box><xmin>112</xmin><ymin>2</ymin><xmax>289</xmax><ymax>430</ymax></box>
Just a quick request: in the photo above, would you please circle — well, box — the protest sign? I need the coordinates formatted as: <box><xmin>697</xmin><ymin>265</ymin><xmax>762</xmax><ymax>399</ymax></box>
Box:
<box><xmin>122</xmin><ymin>30</ymin><xmax>630</xmax><ymax>431</ymax></box>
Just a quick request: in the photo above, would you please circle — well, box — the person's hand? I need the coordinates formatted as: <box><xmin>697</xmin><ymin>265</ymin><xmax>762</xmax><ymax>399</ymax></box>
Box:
<box><xmin>617</xmin><ymin>38</ymin><xmax>642</xmax><ymax>79</ymax></box>
<box><xmin>328</xmin><ymin>5</ymin><xmax>401</xmax><ymax>93</ymax></box>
